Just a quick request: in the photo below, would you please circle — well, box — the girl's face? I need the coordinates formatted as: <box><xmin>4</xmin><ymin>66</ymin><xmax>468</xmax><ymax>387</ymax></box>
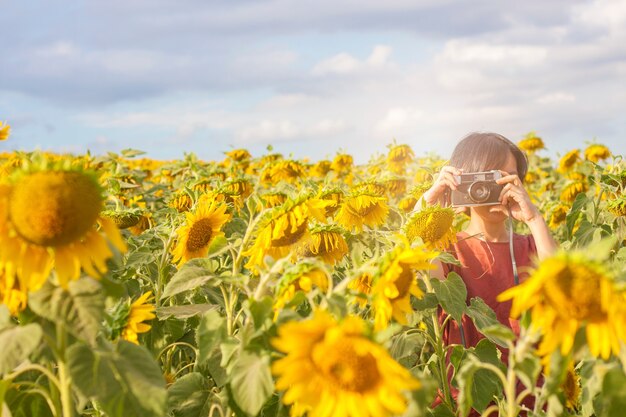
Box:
<box><xmin>469</xmin><ymin>151</ymin><xmax>519</xmax><ymax>223</ymax></box>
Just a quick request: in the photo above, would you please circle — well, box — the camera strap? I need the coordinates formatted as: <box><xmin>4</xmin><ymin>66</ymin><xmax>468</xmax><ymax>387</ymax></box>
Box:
<box><xmin>507</xmin><ymin>206</ymin><xmax>520</xmax><ymax>286</ymax></box>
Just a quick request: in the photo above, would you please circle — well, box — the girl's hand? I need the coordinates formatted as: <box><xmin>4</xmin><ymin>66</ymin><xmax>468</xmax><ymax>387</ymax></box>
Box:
<box><xmin>496</xmin><ymin>173</ymin><xmax>540</xmax><ymax>223</ymax></box>
<box><xmin>423</xmin><ymin>166</ymin><xmax>462</xmax><ymax>206</ymax></box>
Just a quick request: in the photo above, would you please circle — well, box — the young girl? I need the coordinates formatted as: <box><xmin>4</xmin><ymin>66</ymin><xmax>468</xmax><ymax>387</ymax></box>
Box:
<box><xmin>421</xmin><ymin>132</ymin><xmax>557</xmax><ymax>346</ymax></box>
<box><xmin>420</xmin><ymin>133</ymin><xmax>557</xmax><ymax>415</ymax></box>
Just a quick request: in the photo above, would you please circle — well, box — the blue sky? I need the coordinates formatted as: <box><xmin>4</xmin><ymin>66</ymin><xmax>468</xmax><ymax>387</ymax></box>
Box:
<box><xmin>1</xmin><ymin>0</ymin><xmax>625</xmax><ymax>163</ymax></box>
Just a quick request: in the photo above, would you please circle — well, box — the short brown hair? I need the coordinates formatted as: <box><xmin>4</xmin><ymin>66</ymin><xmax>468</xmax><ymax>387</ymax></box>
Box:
<box><xmin>449</xmin><ymin>132</ymin><xmax>528</xmax><ymax>181</ymax></box>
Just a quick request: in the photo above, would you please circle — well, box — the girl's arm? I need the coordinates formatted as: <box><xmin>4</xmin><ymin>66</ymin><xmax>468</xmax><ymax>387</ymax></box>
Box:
<box><xmin>497</xmin><ymin>174</ymin><xmax>558</xmax><ymax>260</ymax></box>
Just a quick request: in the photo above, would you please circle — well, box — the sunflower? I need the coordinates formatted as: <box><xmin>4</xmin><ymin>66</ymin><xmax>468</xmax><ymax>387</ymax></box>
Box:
<box><xmin>0</xmin><ymin>121</ymin><xmax>10</xmax><ymax>141</ymax></box>
<box><xmin>562</xmin><ymin>363</ymin><xmax>581</xmax><ymax>411</ymax></box>
<box><xmin>171</xmin><ymin>199</ymin><xmax>231</xmax><ymax>267</ymax></box>
<box><xmin>348</xmin><ymin>272</ymin><xmax>373</xmax><ymax>307</ymax></box>
<box><xmin>218</xmin><ymin>178</ymin><xmax>253</xmax><ymax>209</ymax></box>
<box><xmin>191</xmin><ymin>180</ymin><xmax>213</xmax><ymax>194</ymax></box>
<box><xmin>168</xmin><ymin>192</ymin><xmax>193</xmax><ymax>212</ymax></box>
<box><xmin>548</xmin><ymin>205</ymin><xmax>569</xmax><ymax>229</ymax></box>
<box><xmin>272</xmin><ymin>311</ymin><xmax>421</xmax><ymax>417</ymax></box>
<box><xmin>353</xmin><ymin>181</ymin><xmax>387</xmax><ymax>197</ymax></box>
<box><xmin>498</xmin><ymin>252</ymin><xmax>626</xmax><ymax>360</ymax></box>
<box><xmin>414</xmin><ymin>169</ymin><xmax>434</xmax><ymax>184</ymax></box>
<box><xmin>0</xmin><ymin>267</ymin><xmax>28</xmax><ymax>316</ymax></box>
<box><xmin>607</xmin><ymin>196</ymin><xmax>626</xmax><ymax>217</ymax></box>
<box><xmin>101</xmin><ymin>210</ymin><xmax>142</xmax><ymax>229</ymax></box>
<box><xmin>404</xmin><ymin>205</ymin><xmax>457</xmax><ymax>250</ymax></box>
<box><xmin>560</xmin><ymin>181</ymin><xmax>588</xmax><ymax>203</ymax></box>
<box><xmin>584</xmin><ymin>144</ymin><xmax>611</xmax><ymax>163</ymax></box>
<box><xmin>296</xmin><ymin>225</ymin><xmax>349</xmax><ymax>265</ymax></box>
<box><xmin>335</xmin><ymin>193</ymin><xmax>389</xmax><ymax>232</ymax></box>
<box><xmin>273</xmin><ymin>263</ymin><xmax>330</xmax><ymax>319</ymax></box>
<box><xmin>557</xmin><ymin>149</ymin><xmax>580</xmax><ymax>173</ymax></box>
<box><xmin>243</xmin><ymin>196</ymin><xmax>329</xmax><ymax>270</ymax></box>
<box><xmin>121</xmin><ymin>291</ymin><xmax>156</xmax><ymax>345</ymax></box>
<box><xmin>268</xmin><ymin>160</ymin><xmax>307</xmax><ymax>183</ymax></box>
<box><xmin>387</xmin><ymin>144</ymin><xmax>414</xmax><ymax>174</ymax></box>
<box><xmin>319</xmin><ymin>188</ymin><xmax>343</xmax><ymax>217</ymax></box>
<box><xmin>129</xmin><ymin>212</ymin><xmax>154</xmax><ymax>236</ymax></box>
<box><xmin>225</xmin><ymin>148</ymin><xmax>252</xmax><ymax>162</ymax></box>
<box><xmin>310</xmin><ymin>160</ymin><xmax>332</xmax><ymax>177</ymax></box>
<box><xmin>262</xmin><ymin>191</ymin><xmax>288</xmax><ymax>208</ymax></box>
<box><xmin>383</xmin><ymin>177</ymin><xmax>407</xmax><ymax>199</ymax></box>
<box><xmin>0</xmin><ymin>167</ymin><xmax>126</xmax><ymax>291</ymax></box>
<box><xmin>331</xmin><ymin>153</ymin><xmax>353</xmax><ymax>174</ymax></box>
<box><xmin>398</xmin><ymin>184</ymin><xmax>432</xmax><ymax>213</ymax></box>
<box><xmin>372</xmin><ymin>241</ymin><xmax>437</xmax><ymax>330</ymax></box>
<box><xmin>518</xmin><ymin>132</ymin><xmax>545</xmax><ymax>153</ymax></box>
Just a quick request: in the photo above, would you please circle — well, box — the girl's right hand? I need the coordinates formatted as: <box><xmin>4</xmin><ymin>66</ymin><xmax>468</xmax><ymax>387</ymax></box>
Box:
<box><xmin>422</xmin><ymin>166</ymin><xmax>462</xmax><ymax>206</ymax></box>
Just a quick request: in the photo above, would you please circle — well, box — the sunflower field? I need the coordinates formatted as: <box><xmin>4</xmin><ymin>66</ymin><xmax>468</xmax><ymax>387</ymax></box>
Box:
<box><xmin>1</xmin><ymin>130</ymin><xmax>626</xmax><ymax>417</ymax></box>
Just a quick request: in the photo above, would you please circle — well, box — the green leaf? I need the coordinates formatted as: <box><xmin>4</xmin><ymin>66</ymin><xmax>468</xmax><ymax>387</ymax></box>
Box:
<box><xmin>156</xmin><ymin>304</ymin><xmax>217</xmax><ymax>320</ymax></box>
<box><xmin>598</xmin><ymin>366</ymin><xmax>626</xmax><ymax>417</ymax></box>
<box><xmin>471</xmin><ymin>339</ymin><xmax>504</xmax><ymax>411</ymax></box>
<box><xmin>120</xmin><ymin>148</ymin><xmax>147</xmax><ymax>158</ymax></box>
<box><xmin>229</xmin><ymin>352</ymin><xmax>273</xmax><ymax>417</ymax></box>
<box><xmin>167</xmin><ymin>372</ymin><xmax>213</xmax><ymax>417</ymax></box>
<box><xmin>28</xmin><ymin>279</ymin><xmax>104</xmax><ymax>344</ymax></box>
<box><xmin>247</xmin><ymin>297</ymin><xmax>274</xmax><ymax>331</ymax></box>
<box><xmin>412</xmin><ymin>292</ymin><xmax>439</xmax><ymax>311</ymax></box>
<box><xmin>67</xmin><ymin>340</ymin><xmax>167</xmax><ymax>417</ymax></box>
<box><xmin>431</xmin><ymin>272</ymin><xmax>467</xmax><ymax>324</ymax></box>
<box><xmin>196</xmin><ymin>309</ymin><xmax>227</xmax><ymax>365</ymax></box>
<box><xmin>466</xmin><ymin>298</ymin><xmax>512</xmax><ymax>347</ymax></box>
<box><xmin>566</xmin><ymin>193</ymin><xmax>588</xmax><ymax>239</ymax></box>
<box><xmin>162</xmin><ymin>264</ymin><xmax>217</xmax><ymax>299</ymax></box>
<box><xmin>0</xmin><ymin>323</ymin><xmax>43</xmax><ymax>376</ymax></box>
<box><xmin>456</xmin><ymin>354</ymin><xmax>502</xmax><ymax>417</ymax></box>
<box><xmin>437</xmin><ymin>251</ymin><xmax>462</xmax><ymax>266</ymax></box>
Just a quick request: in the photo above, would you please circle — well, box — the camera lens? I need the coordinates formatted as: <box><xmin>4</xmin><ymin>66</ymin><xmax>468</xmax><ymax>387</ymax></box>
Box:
<box><xmin>468</xmin><ymin>181</ymin><xmax>491</xmax><ymax>203</ymax></box>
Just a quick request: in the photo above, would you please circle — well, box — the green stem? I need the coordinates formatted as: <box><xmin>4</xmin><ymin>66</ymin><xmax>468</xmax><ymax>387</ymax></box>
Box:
<box><xmin>56</xmin><ymin>323</ymin><xmax>74</xmax><ymax>417</ymax></box>
<box><xmin>6</xmin><ymin>363</ymin><xmax>61</xmax><ymax>391</ymax></box>
<box><xmin>220</xmin><ymin>284</ymin><xmax>234</xmax><ymax>336</ymax></box>
<box><xmin>156</xmin><ymin>231</ymin><xmax>176</xmax><ymax>307</ymax></box>
<box><xmin>421</xmin><ymin>272</ymin><xmax>454</xmax><ymax>408</ymax></box>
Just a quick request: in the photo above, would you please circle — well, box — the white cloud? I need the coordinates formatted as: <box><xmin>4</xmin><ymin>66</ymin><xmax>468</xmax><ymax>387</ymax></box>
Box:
<box><xmin>312</xmin><ymin>45</ymin><xmax>393</xmax><ymax>76</ymax></box>
<box><xmin>376</xmin><ymin>107</ymin><xmax>424</xmax><ymax>132</ymax></box>
<box><xmin>438</xmin><ymin>40</ymin><xmax>547</xmax><ymax>66</ymax></box>
<box><xmin>236</xmin><ymin>120</ymin><xmax>300</xmax><ymax>142</ymax></box>
<box><xmin>536</xmin><ymin>92</ymin><xmax>576</xmax><ymax>104</ymax></box>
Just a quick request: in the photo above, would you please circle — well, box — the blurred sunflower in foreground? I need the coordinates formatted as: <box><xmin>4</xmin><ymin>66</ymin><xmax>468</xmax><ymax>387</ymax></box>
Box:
<box><xmin>171</xmin><ymin>199</ymin><xmax>231</xmax><ymax>267</ymax></box>
<box><xmin>272</xmin><ymin>310</ymin><xmax>421</xmax><ymax>417</ymax></box>
<box><xmin>0</xmin><ymin>267</ymin><xmax>27</xmax><ymax>316</ymax></box>
<box><xmin>498</xmin><ymin>252</ymin><xmax>626</xmax><ymax>360</ymax></box>
<box><xmin>372</xmin><ymin>240</ymin><xmax>437</xmax><ymax>330</ymax></box>
<box><xmin>0</xmin><ymin>163</ymin><xmax>126</xmax><ymax>291</ymax></box>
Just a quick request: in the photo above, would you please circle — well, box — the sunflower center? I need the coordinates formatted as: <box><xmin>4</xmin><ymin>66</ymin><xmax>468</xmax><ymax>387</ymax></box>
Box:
<box><xmin>9</xmin><ymin>171</ymin><xmax>103</xmax><ymax>246</ymax></box>
<box><xmin>271</xmin><ymin>220</ymin><xmax>308</xmax><ymax>247</ymax></box>
<box><xmin>546</xmin><ymin>264</ymin><xmax>605</xmax><ymax>322</ymax></box>
<box><xmin>391</xmin><ymin>264</ymin><xmax>414</xmax><ymax>301</ymax></box>
<box><xmin>313</xmin><ymin>339</ymin><xmax>381</xmax><ymax>393</ymax></box>
<box><xmin>186</xmin><ymin>218</ymin><xmax>214</xmax><ymax>251</ymax></box>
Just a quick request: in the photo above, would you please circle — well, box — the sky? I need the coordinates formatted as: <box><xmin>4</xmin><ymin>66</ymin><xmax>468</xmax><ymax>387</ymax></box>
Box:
<box><xmin>1</xmin><ymin>0</ymin><xmax>625</xmax><ymax>164</ymax></box>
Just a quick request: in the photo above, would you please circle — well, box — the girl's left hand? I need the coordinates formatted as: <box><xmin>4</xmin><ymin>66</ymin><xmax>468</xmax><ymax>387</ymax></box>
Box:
<box><xmin>496</xmin><ymin>173</ymin><xmax>541</xmax><ymax>223</ymax></box>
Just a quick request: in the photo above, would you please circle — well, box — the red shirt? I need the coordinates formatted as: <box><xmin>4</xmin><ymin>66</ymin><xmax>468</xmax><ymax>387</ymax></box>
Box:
<box><xmin>441</xmin><ymin>231</ymin><xmax>537</xmax><ymax>347</ymax></box>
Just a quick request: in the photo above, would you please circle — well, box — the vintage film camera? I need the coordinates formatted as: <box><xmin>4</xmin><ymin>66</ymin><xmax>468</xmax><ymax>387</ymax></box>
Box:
<box><xmin>450</xmin><ymin>170</ymin><xmax>504</xmax><ymax>207</ymax></box>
